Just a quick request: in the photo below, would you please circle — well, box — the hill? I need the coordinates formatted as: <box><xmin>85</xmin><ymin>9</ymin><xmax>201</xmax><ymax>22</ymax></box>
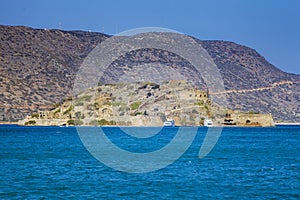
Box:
<box><xmin>0</xmin><ymin>25</ymin><xmax>299</xmax><ymax>122</ymax></box>
<box><xmin>19</xmin><ymin>81</ymin><xmax>274</xmax><ymax>127</ymax></box>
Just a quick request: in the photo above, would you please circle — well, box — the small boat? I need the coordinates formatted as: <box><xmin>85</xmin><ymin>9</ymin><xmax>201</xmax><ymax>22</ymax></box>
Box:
<box><xmin>204</xmin><ymin>119</ymin><xmax>213</xmax><ymax>127</ymax></box>
<box><xmin>163</xmin><ymin>119</ymin><xmax>175</xmax><ymax>127</ymax></box>
<box><xmin>59</xmin><ymin>124</ymin><xmax>69</xmax><ymax>127</ymax></box>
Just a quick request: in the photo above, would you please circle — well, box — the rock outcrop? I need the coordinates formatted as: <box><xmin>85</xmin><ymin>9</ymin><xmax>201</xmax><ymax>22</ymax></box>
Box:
<box><xmin>19</xmin><ymin>81</ymin><xmax>274</xmax><ymax>127</ymax></box>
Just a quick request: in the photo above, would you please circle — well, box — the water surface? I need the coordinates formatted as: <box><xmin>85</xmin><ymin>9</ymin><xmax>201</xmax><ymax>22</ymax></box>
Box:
<box><xmin>0</xmin><ymin>125</ymin><xmax>299</xmax><ymax>199</ymax></box>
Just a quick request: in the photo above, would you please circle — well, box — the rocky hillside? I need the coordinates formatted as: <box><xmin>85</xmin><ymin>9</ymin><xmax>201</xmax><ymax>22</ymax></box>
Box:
<box><xmin>0</xmin><ymin>25</ymin><xmax>108</xmax><ymax>121</ymax></box>
<box><xmin>20</xmin><ymin>81</ymin><xmax>274</xmax><ymax>127</ymax></box>
<box><xmin>20</xmin><ymin>81</ymin><xmax>214</xmax><ymax>126</ymax></box>
<box><xmin>200</xmin><ymin>40</ymin><xmax>300</xmax><ymax>122</ymax></box>
<box><xmin>0</xmin><ymin>25</ymin><xmax>299</xmax><ymax>122</ymax></box>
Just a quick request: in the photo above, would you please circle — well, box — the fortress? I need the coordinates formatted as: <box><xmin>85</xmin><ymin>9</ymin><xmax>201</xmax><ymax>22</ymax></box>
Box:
<box><xmin>19</xmin><ymin>81</ymin><xmax>274</xmax><ymax>127</ymax></box>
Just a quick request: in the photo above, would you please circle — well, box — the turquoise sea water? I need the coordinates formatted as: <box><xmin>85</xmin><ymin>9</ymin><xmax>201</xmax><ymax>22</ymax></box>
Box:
<box><xmin>0</xmin><ymin>125</ymin><xmax>299</xmax><ymax>199</ymax></box>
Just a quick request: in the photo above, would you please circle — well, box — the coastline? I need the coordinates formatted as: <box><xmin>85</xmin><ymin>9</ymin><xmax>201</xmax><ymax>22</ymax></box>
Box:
<box><xmin>1</xmin><ymin>121</ymin><xmax>299</xmax><ymax>127</ymax></box>
<box><xmin>275</xmin><ymin>122</ymin><xmax>300</xmax><ymax>126</ymax></box>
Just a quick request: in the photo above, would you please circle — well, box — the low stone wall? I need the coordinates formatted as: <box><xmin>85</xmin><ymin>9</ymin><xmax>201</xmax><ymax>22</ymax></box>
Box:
<box><xmin>232</xmin><ymin>113</ymin><xmax>274</xmax><ymax>127</ymax></box>
<box><xmin>18</xmin><ymin>119</ymin><xmax>69</xmax><ymax>126</ymax></box>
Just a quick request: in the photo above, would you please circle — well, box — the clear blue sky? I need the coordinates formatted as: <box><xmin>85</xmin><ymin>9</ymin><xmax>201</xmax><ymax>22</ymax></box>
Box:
<box><xmin>1</xmin><ymin>0</ymin><xmax>299</xmax><ymax>74</ymax></box>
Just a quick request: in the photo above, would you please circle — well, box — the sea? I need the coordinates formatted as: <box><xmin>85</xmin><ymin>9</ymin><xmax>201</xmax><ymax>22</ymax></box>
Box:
<box><xmin>0</xmin><ymin>125</ymin><xmax>299</xmax><ymax>199</ymax></box>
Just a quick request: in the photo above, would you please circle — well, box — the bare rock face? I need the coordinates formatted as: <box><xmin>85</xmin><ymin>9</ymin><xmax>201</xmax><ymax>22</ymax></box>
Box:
<box><xmin>0</xmin><ymin>25</ymin><xmax>299</xmax><ymax>122</ymax></box>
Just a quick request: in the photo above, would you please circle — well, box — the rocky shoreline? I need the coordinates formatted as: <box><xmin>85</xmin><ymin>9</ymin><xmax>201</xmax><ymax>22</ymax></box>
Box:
<box><xmin>15</xmin><ymin>81</ymin><xmax>276</xmax><ymax>127</ymax></box>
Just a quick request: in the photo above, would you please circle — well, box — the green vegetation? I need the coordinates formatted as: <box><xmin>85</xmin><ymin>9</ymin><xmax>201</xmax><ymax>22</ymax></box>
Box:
<box><xmin>67</xmin><ymin>119</ymin><xmax>83</xmax><ymax>125</ymax></box>
<box><xmin>67</xmin><ymin>119</ymin><xmax>75</xmax><ymax>125</ymax></box>
<box><xmin>135</xmin><ymin>111</ymin><xmax>143</xmax><ymax>116</ymax></box>
<box><xmin>248</xmin><ymin>110</ymin><xmax>260</xmax><ymax>114</ymax></box>
<box><xmin>105</xmin><ymin>83</ymin><xmax>117</xmax><ymax>86</ymax></box>
<box><xmin>199</xmin><ymin>117</ymin><xmax>205</xmax><ymax>125</ymax></box>
<box><xmin>98</xmin><ymin>119</ymin><xmax>117</xmax><ymax>126</ymax></box>
<box><xmin>53</xmin><ymin>108</ymin><xmax>60</xmax><ymax>114</ymax></box>
<box><xmin>194</xmin><ymin>101</ymin><xmax>204</xmax><ymax>106</ymax></box>
<box><xmin>25</xmin><ymin>120</ymin><xmax>36</xmax><ymax>125</ymax></box>
<box><xmin>63</xmin><ymin>105</ymin><xmax>74</xmax><ymax>115</ymax></box>
<box><xmin>130</xmin><ymin>111</ymin><xmax>144</xmax><ymax>116</ymax></box>
<box><xmin>130</xmin><ymin>101</ymin><xmax>141</xmax><ymax>110</ymax></box>
<box><xmin>111</xmin><ymin>101</ymin><xmax>126</xmax><ymax>107</ymax></box>
<box><xmin>30</xmin><ymin>113</ymin><xmax>39</xmax><ymax>118</ymax></box>
<box><xmin>93</xmin><ymin>102</ymin><xmax>99</xmax><ymax>109</ymax></box>
<box><xmin>88</xmin><ymin>119</ymin><xmax>116</xmax><ymax>126</ymax></box>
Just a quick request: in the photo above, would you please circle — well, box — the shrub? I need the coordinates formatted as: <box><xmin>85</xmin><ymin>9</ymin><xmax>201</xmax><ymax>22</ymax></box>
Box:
<box><xmin>30</xmin><ymin>113</ymin><xmax>39</xmax><ymax>118</ymax></box>
<box><xmin>130</xmin><ymin>101</ymin><xmax>141</xmax><ymax>110</ymax></box>
<box><xmin>135</xmin><ymin>111</ymin><xmax>143</xmax><ymax>116</ymax></box>
<box><xmin>25</xmin><ymin>120</ymin><xmax>36</xmax><ymax>125</ymax></box>
<box><xmin>94</xmin><ymin>102</ymin><xmax>99</xmax><ymax>109</ymax></box>
<box><xmin>53</xmin><ymin>108</ymin><xmax>61</xmax><ymax>114</ymax></box>
<box><xmin>99</xmin><ymin>119</ymin><xmax>109</xmax><ymax>125</ymax></box>
<box><xmin>98</xmin><ymin>119</ymin><xmax>116</xmax><ymax>126</ymax></box>
<box><xmin>63</xmin><ymin>105</ymin><xmax>74</xmax><ymax>115</ymax></box>
<box><xmin>194</xmin><ymin>101</ymin><xmax>204</xmax><ymax>106</ymax></box>
<box><xmin>248</xmin><ymin>110</ymin><xmax>259</xmax><ymax>114</ymax></box>
<box><xmin>67</xmin><ymin>119</ymin><xmax>83</xmax><ymax>125</ymax></box>
<box><xmin>67</xmin><ymin>119</ymin><xmax>75</xmax><ymax>125</ymax></box>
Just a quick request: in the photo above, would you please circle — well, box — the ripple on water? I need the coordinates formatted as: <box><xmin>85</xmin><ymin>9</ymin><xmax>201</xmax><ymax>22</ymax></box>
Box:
<box><xmin>0</xmin><ymin>126</ymin><xmax>299</xmax><ymax>199</ymax></box>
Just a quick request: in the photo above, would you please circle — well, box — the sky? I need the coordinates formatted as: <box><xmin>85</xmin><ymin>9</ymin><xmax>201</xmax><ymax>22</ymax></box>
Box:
<box><xmin>1</xmin><ymin>0</ymin><xmax>299</xmax><ymax>74</ymax></box>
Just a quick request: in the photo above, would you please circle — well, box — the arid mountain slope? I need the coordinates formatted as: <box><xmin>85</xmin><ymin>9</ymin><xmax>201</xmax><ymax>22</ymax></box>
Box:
<box><xmin>200</xmin><ymin>40</ymin><xmax>299</xmax><ymax>122</ymax></box>
<box><xmin>0</xmin><ymin>25</ymin><xmax>299</xmax><ymax>122</ymax></box>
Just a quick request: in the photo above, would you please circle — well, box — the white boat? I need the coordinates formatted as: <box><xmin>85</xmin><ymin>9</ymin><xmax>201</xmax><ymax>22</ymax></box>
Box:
<box><xmin>204</xmin><ymin>119</ymin><xmax>213</xmax><ymax>127</ymax></box>
<box><xmin>59</xmin><ymin>124</ymin><xmax>69</xmax><ymax>127</ymax></box>
<box><xmin>164</xmin><ymin>119</ymin><xmax>175</xmax><ymax>127</ymax></box>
